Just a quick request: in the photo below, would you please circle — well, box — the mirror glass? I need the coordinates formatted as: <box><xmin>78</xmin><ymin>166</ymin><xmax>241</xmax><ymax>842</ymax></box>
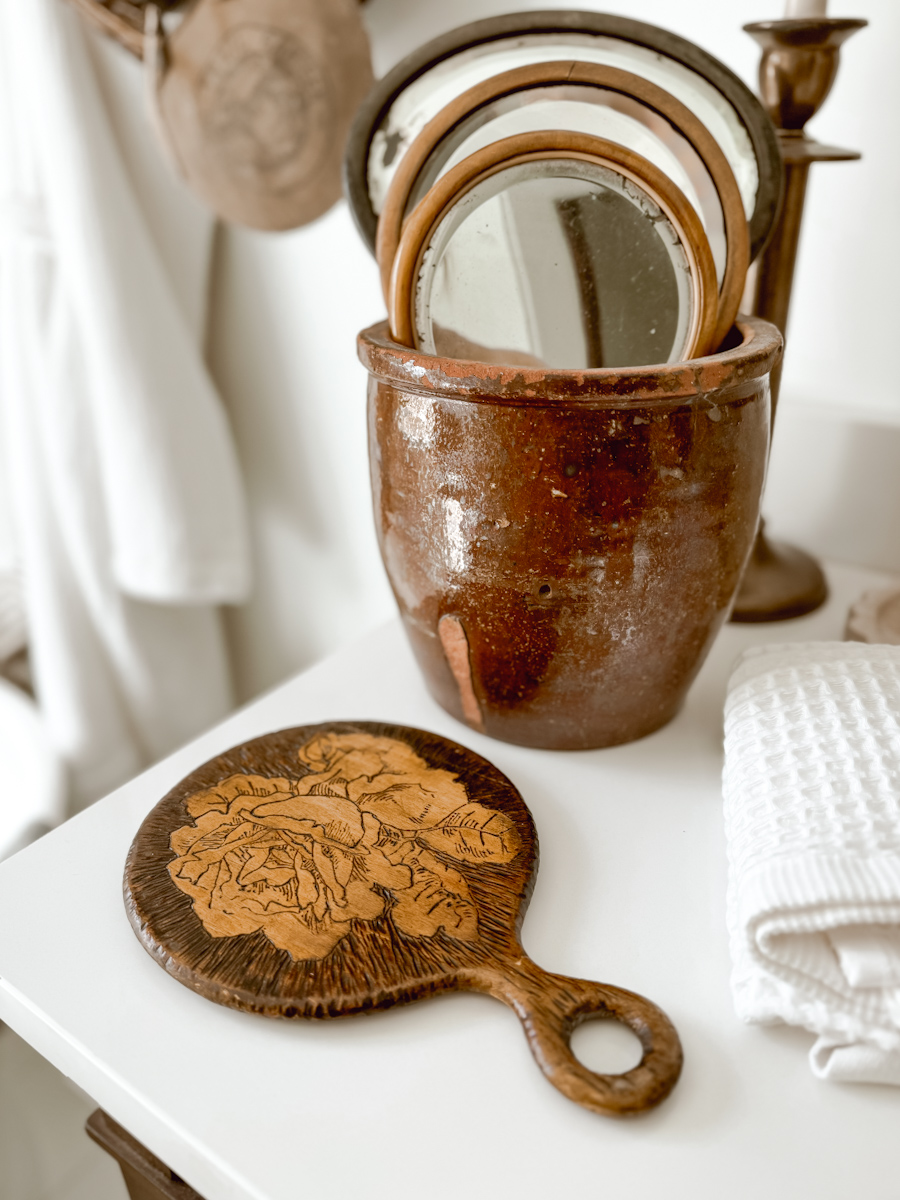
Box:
<box><xmin>414</xmin><ymin>158</ymin><xmax>693</xmax><ymax>369</ymax></box>
<box><xmin>368</xmin><ymin>34</ymin><xmax>758</xmax><ymax>225</ymax></box>
<box><xmin>404</xmin><ymin>83</ymin><xmax>727</xmax><ymax>284</ymax></box>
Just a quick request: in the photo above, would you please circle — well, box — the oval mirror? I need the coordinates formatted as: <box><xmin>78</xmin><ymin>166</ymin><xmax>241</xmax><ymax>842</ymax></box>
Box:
<box><xmin>389</xmin><ymin>133</ymin><xmax>718</xmax><ymax>370</ymax></box>
<box><xmin>375</xmin><ymin>61</ymin><xmax>749</xmax><ymax>347</ymax></box>
<box><xmin>344</xmin><ymin>12</ymin><xmax>781</xmax><ymax>261</ymax></box>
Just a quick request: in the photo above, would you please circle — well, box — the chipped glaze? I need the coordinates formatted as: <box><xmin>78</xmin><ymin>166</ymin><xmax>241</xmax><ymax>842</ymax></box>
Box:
<box><xmin>359</xmin><ymin>316</ymin><xmax>782</xmax><ymax>750</ymax></box>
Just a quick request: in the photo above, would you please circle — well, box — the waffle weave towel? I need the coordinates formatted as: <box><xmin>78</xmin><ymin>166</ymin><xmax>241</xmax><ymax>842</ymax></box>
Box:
<box><xmin>723</xmin><ymin>642</ymin><xmax>900</xmax><ymax>1085</ymax></box>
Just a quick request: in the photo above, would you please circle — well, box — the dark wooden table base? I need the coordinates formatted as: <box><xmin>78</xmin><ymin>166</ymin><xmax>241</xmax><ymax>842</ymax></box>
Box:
<box><xmin>85</xmin><ymin>1110</ymin><xmax>205</xmax><ymax>1200</ymax></box>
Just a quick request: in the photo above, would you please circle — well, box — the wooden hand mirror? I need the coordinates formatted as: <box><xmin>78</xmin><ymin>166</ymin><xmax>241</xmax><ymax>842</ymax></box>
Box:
<box><xmin>125</xmin><ymin>721</ymin><xmax>682</xmax><ymax>1117</ymax></box>
<box><xmin>145</xmin><ymin>0</ymin><xmax>373</xmax><ymax>230</ymax></box>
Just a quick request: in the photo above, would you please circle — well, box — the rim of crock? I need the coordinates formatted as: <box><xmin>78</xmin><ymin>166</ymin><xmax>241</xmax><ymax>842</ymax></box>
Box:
<box><xmin>357</xmin><ymin>314</ymin><xmax>782</xmax><ymax>406</ymax></box>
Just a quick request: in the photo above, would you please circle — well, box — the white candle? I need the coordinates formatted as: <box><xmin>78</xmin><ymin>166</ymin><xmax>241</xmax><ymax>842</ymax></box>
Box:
<box><xmin>784</xmin><ymin>0</ymin><xmax>827</xmax><ymax>16</ymax></box>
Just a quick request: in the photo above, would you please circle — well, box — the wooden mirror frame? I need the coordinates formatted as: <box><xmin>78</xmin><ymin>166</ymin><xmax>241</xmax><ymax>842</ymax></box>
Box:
<box><xmin>388</xmin><ymin>130</ymin><xmax>719</xmax><ymax>368</ymax></box>
<box><xmin>344</xmin><ymin>10</ymin><xmax>781</xmax><ymax>263</ymax></box>
<box><xmin>377</xmin><ymin>61</ymin><xmax>749</xmax><ymax>351</ymax></box>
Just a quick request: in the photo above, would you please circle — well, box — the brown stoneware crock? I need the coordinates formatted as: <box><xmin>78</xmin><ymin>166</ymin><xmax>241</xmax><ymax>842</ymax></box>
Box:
<box><xmin>358</xmin><ymin>317</ymin><xmax>782</xmax><ymax>750</ymax></box>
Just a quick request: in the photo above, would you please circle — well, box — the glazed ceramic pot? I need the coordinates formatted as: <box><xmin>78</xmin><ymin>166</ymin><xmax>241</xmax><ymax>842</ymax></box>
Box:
<box><xmin>358</xmin><ymin>317</ymin><xmax>782</xmax><ymax>750</ymax></box>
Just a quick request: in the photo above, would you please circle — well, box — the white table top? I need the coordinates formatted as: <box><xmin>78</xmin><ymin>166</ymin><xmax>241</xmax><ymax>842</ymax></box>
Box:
<box><xmin>2</xmin><ymin>562</ymin><xmax>900</xmax><ymax>1200</ymax></box>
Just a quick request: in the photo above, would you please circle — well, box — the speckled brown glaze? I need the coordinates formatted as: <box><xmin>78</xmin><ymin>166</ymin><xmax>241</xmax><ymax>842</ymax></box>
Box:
<box><xmin>359</xmin><ymin>317</ymin><xmax>782</xmax><ymax>750</ymax></box>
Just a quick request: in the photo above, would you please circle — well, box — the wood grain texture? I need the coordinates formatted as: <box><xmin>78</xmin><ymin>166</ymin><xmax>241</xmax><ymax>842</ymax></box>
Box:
<box><xmin>125</xmin><ymin>721</ymin><xmax>682</xmax><ymax>1116</ymax></box>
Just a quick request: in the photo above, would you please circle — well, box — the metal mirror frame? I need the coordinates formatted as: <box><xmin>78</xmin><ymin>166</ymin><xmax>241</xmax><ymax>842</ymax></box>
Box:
<box><xmin>343</xmin><ymin>10</ymin><xmax>782</xmax><ymax>262</ymax></box>
<box><xmin>388</xmin><ymin>130</ymin><xmax>720</xmax><ymax>368</ymax></box>
<box><xmin>375</xmin><ymin>60</ymin><xmax>749</xmax><ymax>350</ymax></box>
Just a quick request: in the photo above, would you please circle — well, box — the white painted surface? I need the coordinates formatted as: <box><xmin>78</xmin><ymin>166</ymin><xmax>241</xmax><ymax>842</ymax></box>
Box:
<box><xmin>1</xmin><ymin>561</ymin><xmax>899</xmax><ymax>1200</ymax></box>
<box><xmin>206</xmin><ymin>0</ymin><xmax>898</xmax><ymax>703</ymax></box>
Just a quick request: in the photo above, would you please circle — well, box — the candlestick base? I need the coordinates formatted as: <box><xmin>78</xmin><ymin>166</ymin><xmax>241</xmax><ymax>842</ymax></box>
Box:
<box><xmin>730</xmin><ymin>522</ymin><xmax>827</xmax><ymax>623</ymax></box>
<box><xmin>732</xmin><ymin>15</ymin><xmax>864</xmax><ymax>624</ymax></box>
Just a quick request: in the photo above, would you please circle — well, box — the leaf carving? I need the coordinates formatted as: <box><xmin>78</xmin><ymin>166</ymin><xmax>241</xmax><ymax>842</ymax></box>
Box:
<box><xmin>416</xmin><ymin>804</ymin><xmax>520</xmax><ymax>864</ymax></box>
<box><xmin>186</xmin><ymin>774</ymin><xmax>292</xmax><ymax>818</ymax></box>
<box><xmin>390</xmin><ymin>849</ymin><xmax>478</xmax><ymax>941</ymax></box>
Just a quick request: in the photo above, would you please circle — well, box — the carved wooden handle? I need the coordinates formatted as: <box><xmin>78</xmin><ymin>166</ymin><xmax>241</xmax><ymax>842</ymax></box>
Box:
<box><xmin>480</xmin><ymin>959</ymin><xmax>683</xmax><ymax>1116</ymax></box>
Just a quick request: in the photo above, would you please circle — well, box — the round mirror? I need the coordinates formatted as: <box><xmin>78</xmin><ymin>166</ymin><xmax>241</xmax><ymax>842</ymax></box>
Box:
<box><xmin>375</xmin><ymin>61</ymin><xmax>749</xmax><ymax>346</ymax></box>
<box><xmin>344</xmin><ymin>12</ymin><xmax>781</xmax><ymax>261</ymax></box>
<box><xmin>405</xmin><ymin>86</ymin><xmax>724</xmax><ymax>279</ymax></box>
<box><xmin>389</xmin><ymin>133</ymin><xmax>718</xmax><ymax>370</ymax></box>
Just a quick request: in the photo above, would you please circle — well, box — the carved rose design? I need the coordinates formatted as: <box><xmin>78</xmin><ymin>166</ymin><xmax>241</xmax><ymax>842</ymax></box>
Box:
<box><xmin>168</xmin><ymin>733</ymin><xmax>520</xmax><ymax>961</ymax></box>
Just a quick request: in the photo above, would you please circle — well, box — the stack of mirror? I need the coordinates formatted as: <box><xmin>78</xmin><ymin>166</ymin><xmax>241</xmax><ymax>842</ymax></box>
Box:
<box><xmin>345</xmin><ymin>12</ymin><xmax>782</xmax><ymax>370</ymax></box>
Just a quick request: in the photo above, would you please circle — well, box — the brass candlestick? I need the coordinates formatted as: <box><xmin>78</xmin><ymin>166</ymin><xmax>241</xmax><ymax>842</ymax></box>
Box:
<box><xmin>730</xmin><ymin>16</ymin><xmax>866</xmax><ymax>622</ymax></box>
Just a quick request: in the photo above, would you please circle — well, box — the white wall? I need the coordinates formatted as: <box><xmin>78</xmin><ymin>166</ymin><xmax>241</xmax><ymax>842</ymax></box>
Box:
<box><xmin>208</xmin><ymin>0</ymin><xmax>898</xmax><ymax>703</ymax></box>
<box><xmin>209</xmin><ymin>212</ymin><xmax>393</xmax><ymax>701</ymax></box>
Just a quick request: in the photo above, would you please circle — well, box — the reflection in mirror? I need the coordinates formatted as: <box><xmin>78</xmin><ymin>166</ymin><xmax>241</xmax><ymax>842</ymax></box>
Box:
<box><xmin>416</xmin><ymin>159</ymin><xmax>692</xmax><ymax>369</ymax></box>
<box><xmin>405</xmin><ymin>84</ymin><xmax>726</xmax><ymax>283</ymax></box>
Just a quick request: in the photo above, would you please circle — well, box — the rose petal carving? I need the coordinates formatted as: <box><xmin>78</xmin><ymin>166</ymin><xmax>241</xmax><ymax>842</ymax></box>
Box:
<box><xmin>167</xmin><ymin>734</ymin><xmax>519</xmax><ymax>961</ymax></box>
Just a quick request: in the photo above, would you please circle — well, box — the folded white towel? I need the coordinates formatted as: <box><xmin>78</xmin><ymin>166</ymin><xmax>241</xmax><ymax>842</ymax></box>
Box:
<box><xmin>723</xmin><ymin>642</ymin><xmax>900</xmax><ymax>1085</ymax></box>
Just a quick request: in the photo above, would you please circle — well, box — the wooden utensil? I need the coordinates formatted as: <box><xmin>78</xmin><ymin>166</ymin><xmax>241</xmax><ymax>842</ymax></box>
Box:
<box><xmin>144</xmin><ymin>0</ymin><xmax>373</xmax><ymax>230</ymax></box>
<box><xmin>125</xmin><ymin>721</ymin><xmax>683</xmax><ymax>1117</ymax></box>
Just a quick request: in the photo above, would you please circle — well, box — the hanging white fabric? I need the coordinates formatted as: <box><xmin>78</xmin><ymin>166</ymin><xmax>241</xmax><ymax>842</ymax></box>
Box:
<box><xmin>0</xmin><ymin>0</ymin><xmax>251</xmax><ymax>808</ymax></box>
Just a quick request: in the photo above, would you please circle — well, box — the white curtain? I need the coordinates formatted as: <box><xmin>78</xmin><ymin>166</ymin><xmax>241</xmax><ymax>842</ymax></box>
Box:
<box><xmin>0</xmin><ymin>0</ymin><xmax>251</xmax><ymax>811</ymax></box>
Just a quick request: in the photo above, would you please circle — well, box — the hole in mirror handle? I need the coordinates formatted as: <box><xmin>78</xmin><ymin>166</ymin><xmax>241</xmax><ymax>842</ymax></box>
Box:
<box><xmin>477</xmin><ymin>958</ymin><xmax>683</xmax><ymax>1116</ymax></box>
